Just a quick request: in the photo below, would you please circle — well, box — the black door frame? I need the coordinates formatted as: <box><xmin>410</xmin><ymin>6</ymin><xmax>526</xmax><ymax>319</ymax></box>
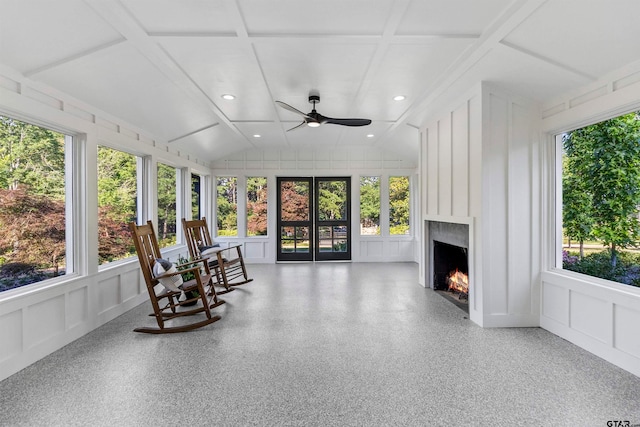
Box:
<box><xmin>276</xmin><ymin>176</ymin><xmax>351</xmax><ymax>262</ymax></box>
<box><xmin>314</xmin><ymin>177</ymin><xmax>351</xmax><ymax>261</ymax></box>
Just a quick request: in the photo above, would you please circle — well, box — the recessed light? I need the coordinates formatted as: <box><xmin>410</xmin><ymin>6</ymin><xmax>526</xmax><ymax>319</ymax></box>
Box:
<box><xmin>253</xmin><ymin>134</ymin><xmax>261</xmax><ymax>138</ymax></box>
<box><xmin>393</xmin><ymin>95</ymin><xmax>406</xmax><ymax>101</ymax></box>
<box><xmin>367</xmin><ymin>134</ymin><xmax>375</xmax><ymax>138</ymax></box>
<box><xmin>221</xmin><ymin>94</ymin><xmax>235</xmax><ymax>100</ymax></box>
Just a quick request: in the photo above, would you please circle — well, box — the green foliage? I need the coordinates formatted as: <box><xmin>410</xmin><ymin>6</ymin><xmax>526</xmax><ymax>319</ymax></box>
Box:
<box><xmin>360</xmin><ymin>176</ymin><xmax>380</xmax><ymax>230</ymax></box>
<box><xmin>217</xmin><ymin>176</ymin><xmax>237</xmax><ymax>236</ymax></box>
<box><xmin>247</xmin><ymin>177</ymin><xmax>267</xmax><ymax>236</ymax></box>
<box><xmin>564</xmin><ymin>249</ymin><xmax>640</xmax><ymax>287</ymax></box>
<box><xmin>0</xmin><ymin>116</ymin><xmax>65</xmax><ymax>198</ymax></box>
<box><xmin>389</xmin><ymin>176</ymin><xmax>410</xmax><ymax>235</ymax></box>
<box><xmin>157</xmin><ymin>163</ymin><xmax>177</xmax><ymax>246</ymax></box>
<box><xmin>563</xmin><ymin>112</ymin><xmax>640</xmax><ymax>266</ymax></box>
<box><xmin>97</xmin><ymin>146</ymin><xmax>137</xmax><ymax>264</ymax></box>
<box><xmin>318</xmin><ymin>180</ymin><xmax>346</xmax><ymax>221</ymax></box>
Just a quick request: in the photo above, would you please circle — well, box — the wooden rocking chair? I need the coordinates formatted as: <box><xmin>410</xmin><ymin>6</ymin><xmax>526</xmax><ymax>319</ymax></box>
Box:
<box><xmin>129</xmin><ymin>221</ymin><xmax>225</xmax><ymax>334</ymax></box>
<box><xmin>182</xmin><ymin>217</ymin><xmax>253</xmax><ymax>294</ymax></box>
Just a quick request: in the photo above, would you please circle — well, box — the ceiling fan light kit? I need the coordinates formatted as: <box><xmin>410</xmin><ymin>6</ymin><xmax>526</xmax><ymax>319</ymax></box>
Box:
<box><xmin>275</xmin><ymin>93</ymin><xmax>372</xmax><ymax>132</ymax></box>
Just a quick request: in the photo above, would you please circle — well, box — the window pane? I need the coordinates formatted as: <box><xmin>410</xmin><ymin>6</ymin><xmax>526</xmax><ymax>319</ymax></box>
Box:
<box><xmin>389</xmin><ymin>176</ymin><xmax>410</xmax><ymax>235</ymax></box>
<box><xmin>561</xmin><ymin>111</ymin><xmax>640</xmax><ymax>288</ymax></box>
<box><xmin>360</xmin><ymin>176</ymin><xmax>380</xmax><ymax>235</ymax></box>
<box><xmin>0</xmin><ymin>116</ymin><xmax>67</xmax><ymax>292</ymax></box>
<box><xmin>157</xmin><ymin>163</ymin><xmax>177</xmax><ymax>248</ymax></box>
<box><xmin>191</xmin><ymin>174</ymin><xmax>201</xmax><ymax>220</ymax></box>
<box><xmin>217</xmin><ymin>176</ymin><xmax>237</xmax><ymax>236</ymax></box>
<box><xmin>247</xmin><ymin>176</ymin><xmax>267</xmax><ymax>236</ymax></box>
<box><xmin>280</xmin><ymin>180</ymin><xmax>309</xmax><ymax>221</ymax></box>
<box><xmin>318</xmin><ymin>180</ymin><xmax>347</xmax><ymax>221</ymax></box>
<box><xmin>97</xmin><ymin>146</ymin><xmax>138</xmax><ymax>264</ymax></box>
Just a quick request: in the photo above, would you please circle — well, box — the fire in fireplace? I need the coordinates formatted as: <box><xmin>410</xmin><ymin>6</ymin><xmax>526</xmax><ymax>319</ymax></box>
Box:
<box><xmin>447</xmin><ymin>269</ymin><xmax>469</xmax><ymax>297</ymax></box>
<box><xmin>433</xmin><ymin>240</ymin><xmax>468</xmax><ymax>299</ymax></box>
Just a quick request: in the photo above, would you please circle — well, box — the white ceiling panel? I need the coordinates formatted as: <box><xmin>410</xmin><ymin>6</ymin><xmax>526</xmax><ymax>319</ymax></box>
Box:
<box><xmin>396</xmin><ymin>0</ymin><xmax>513</xmax><ymax>35</ymax></box>
<box><xmin>121</xmin><ymin>0</ymin><xmax>237</xmax><ymax>34</ymax></box>
<box><xmin>256</xmin><ymin>40</ymin><xmax>378</xmax><ymax>117</ymax></box>
<box><xmin>360</xmin><ymin>38</ymin><xmax>476</xmax><ymax>120</ymax></box>
<box><xmin>238</xmin><ymin>0</ymin><xmax>395</xmax><ymax>35</ymax></box>
<box><xmin>170</xmin><ymin>123</ymin><xmax>250</xmax><ymax>160</ymax></box>
<box><xmin>234</xmin><ymin>123</ymin><xmax>290</xmax><ymax>150</ymax></box>
<box><xmin>33</xmin><ymin>42</ymin><xmax>219</xmax><ymax>141</ymax></box>
<box><xmin>503</xmin><ymin>0</ymin><xmax>640</xmax><ymax>79</ymax></box>
<box><xmin>0</xmin><ymin>0</ymin><xmax>123</xmax><ymax>74</ymax></box>
<box><xmin>158</xmin><ymin>37</ymin><xmax>275</xmax><ymax>121</ymax></box>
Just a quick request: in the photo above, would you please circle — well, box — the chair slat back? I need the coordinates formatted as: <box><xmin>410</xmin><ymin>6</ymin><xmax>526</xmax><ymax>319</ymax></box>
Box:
<box><xmin>129</xmin><ymin>221</ymin><xmax>162</xmax><ymax>287</ymax></box>
<box><xmin>182</xmin><ymin>217</ymin><xmax>213</xmax><ymax>259</ymax></box>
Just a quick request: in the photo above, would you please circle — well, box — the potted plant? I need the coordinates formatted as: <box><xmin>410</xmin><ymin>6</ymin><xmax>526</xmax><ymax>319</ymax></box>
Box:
<box><xmin>176</xmin><ymin>255</ymin><xmax>200</xmax><ymax>306</ymax></box>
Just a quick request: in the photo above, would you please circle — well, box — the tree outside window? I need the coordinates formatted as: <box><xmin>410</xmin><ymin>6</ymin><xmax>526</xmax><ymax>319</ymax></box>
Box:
<box><xmin>561</xmin><ymin>112</ymin><xmax>640</xmax><ymax>287</ymax></box>
<box><xmin>247</xmin><ymin>176</ymin><xmax>267</xmax><ymax>236</ymax></box>
<box><xmin>191</xmin><ymin>174</ymin><xmax>202</xmax><ymax>220</ymax></box>
<box><xmin>389</xmin><ymin>176</ymin><xmax>410</xmax><ymax>235</ymax></box>
<box><xmin>0</xmin><ymin>116</ymin><xmax>67</xmax><ymax>291</ymax></box>
<box><xmin>360</xmin><ymin>176</ymin><xmax>380</xmax><ymax>235</ymax></box>
<box><xmin>157</xmin><ymin>163</ymin><xmax>177</xmax><ymax>248</ymax></box>
<box><xmin>97</xmin><ymin>146</ymin><xmax>138</xmax><ymax>264</ymax></box>
<box><xmin>217</xmin><ymin>176</ymin><xmax>237</xmax><ymax>236</ymax></box>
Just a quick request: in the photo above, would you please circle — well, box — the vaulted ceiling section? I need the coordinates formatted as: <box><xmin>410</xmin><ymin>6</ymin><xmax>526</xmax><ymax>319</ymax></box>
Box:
<box><xmin>2</xmin><ymin>0</ymin><xmax>640</xmax><ymax>164</ymax></box>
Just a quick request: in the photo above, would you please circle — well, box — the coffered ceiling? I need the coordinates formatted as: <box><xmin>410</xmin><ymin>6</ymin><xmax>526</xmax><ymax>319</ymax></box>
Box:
<box><xmin>2</xmin><ymin>0</ymin><xmax>640</xmax><ymax>164</ymax></box>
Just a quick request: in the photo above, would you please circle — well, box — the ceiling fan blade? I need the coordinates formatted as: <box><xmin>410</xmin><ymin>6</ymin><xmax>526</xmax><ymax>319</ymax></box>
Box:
<box><xmin>286</xmin><ymin>121</ymin><xmax>307</xmax><ymax>132</ymax></box>
<box><xmin>275</xmin><ymin>101</ymin><xmax>311</xmax><ymax>119</ymax></box>
<box><xmin>322</xmin><ymin>116</ymin><xmax>372</xmax><ymax>127</ymax></box>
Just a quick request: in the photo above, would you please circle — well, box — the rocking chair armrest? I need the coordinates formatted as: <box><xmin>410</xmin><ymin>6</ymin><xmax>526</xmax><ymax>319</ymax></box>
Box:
<box><xmin>154</xmin><ymin>269</ymin><xmax>184</xmax><ymax>280</ymax></box>
<box><xmin>173</xmin><ymin>265</ymin><xmax>201</xmax><ymax>275</ymax></box>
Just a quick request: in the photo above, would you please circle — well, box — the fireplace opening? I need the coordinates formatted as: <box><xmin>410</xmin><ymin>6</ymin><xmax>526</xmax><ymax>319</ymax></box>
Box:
<box><xmin>433</xmin><ymin>240</ymin><xmax>469</xmax><ymax>310</ymax></box>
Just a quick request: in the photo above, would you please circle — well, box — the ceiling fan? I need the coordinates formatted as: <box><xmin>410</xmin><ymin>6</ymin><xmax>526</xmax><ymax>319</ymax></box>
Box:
<box><xmin>275</xmin><ymin>94</ymin><xmax>371</xmax><ymax>131</ymax></box>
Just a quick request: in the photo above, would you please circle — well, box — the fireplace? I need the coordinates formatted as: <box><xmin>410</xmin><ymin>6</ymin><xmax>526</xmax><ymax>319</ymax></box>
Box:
<box><xmin>426</xmin><ymin>220</ymin><xmax>471</xmax><ymax>310</ymax></box>
<box><xmin>433</xmin><ymin>241</ymin><xmax>468</xmax><ymax>295</ymax></box>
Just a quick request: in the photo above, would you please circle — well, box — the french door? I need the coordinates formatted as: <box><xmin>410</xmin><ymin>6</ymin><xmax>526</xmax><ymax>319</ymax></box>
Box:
<box><xmin>277</xmin><ymin>177</ymin><xmax>351</xmax><ymax>261</ymax></box>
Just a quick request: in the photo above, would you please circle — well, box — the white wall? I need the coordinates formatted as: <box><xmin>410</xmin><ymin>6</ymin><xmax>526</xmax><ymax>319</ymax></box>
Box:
<box><xmin>539</xmin><ymin>62</ymin><xmax>640</xmax><ymax>378</ymax></box>
<box><xmin>420</xmin><ymin>82</ymin><xmax>541</xmax><ymax>328</ymax></box>
<box><xmin>210</xmin><ymin>148</ymin><xmax>419</xmax><ymax>263</ymax></box>
<box><xmin>0</xmin><ymin>70</ymin><xmax>206</xmax><ymax>381</ymax></box>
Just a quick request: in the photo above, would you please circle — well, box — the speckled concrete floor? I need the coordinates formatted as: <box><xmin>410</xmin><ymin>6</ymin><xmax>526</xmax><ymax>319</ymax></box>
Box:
<box><xmin>0</xmin><ymin>262</ymin><xmax>639</xmax><ymax>426</ymax></box>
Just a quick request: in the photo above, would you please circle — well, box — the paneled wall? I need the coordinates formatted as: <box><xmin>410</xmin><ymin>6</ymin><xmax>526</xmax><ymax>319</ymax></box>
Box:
<box><xmin>540</xmin><ymin>63</ymin><xmax>640</xmax><ymax>377</ymax></box>
<box><xmin>0</xmin><ymin>70</ymin><xmax>207</xmax><ymax>381</ymax></box>
<box><xmin>210</xmin><ymin>148</ymin><xmax>419</xmax><ymax>263</ymax></box>
<box><xmin>420</xmin><ymin>82</ymin><xmax>541</xmax><ymax>328</ymax></box>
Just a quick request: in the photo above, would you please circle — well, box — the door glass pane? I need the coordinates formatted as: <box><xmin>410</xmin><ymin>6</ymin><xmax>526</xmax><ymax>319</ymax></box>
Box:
<box><xmin>280</xmin><ymin>180</ymin><xmax>309</xmax><ymax>221</ymax></box>
<box><xmin>318</xmin><ymin>180</ymin><xmax>347</xmax><ymax>221</ymax></box>
<box><xmin>280</xmin><ymin>226</ymin><xmax>310</xmax><ymax>253</ymax></box>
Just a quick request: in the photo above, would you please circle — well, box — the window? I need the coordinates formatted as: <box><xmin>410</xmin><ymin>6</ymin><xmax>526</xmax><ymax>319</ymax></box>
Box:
<box><xmin>157</xmin><ymin>162</ymin><xmax>178</xmax><ymax>248</ymax></box>
<box><xmin>560</xmin><ymin>111</ymin><xmax>640</xmax><ymax>288</ymax></box>
<box><xmin>360</xmin><ymin>176</ymin><xmax>380</xmax><ymax>235</ymax></box>
<box><xmin>217</xmin><ymin>176</ymin><xmax>237</xmax><ymax>236</ymax></box>
<box><xmin>0</xmin><ymin>116</ymin><xmax>69</xmax><ymax>291</ymax></box>
<box><xmin>191</xmin><ymin>173</ymin><xmax>202</xmax><ymax>220</ymax></box>
<box><xmin>247</xmin><ymin>176</ymin><xmax>267</xmax><ymax>236</ymax></box>
<box><xmin>389</xmin><ymin>176</ymin><xmax>410</xmax><ymax>235</ymax></box>
<box><xmin>97</xmin><ymin>146</ymin><xmax>138</xmax><ymax>264</ymax></box>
